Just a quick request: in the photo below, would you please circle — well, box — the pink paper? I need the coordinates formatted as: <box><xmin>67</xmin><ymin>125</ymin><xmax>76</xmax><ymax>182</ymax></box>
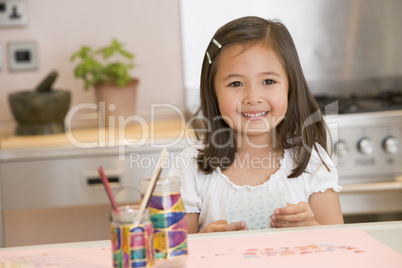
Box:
<box><xmin>184</xmin><ymin>228</ymin><xmax>402</xmax><ymax>268</ymax></box>
<box><xmin>1</xmin><ymin>229</ymin><xmax>401</xmax><ymax>268</ymax></box>
<box><xmin>0</xmin><ymin>247</ymin><xmax>112</xmax><ymax>267</ymax></box>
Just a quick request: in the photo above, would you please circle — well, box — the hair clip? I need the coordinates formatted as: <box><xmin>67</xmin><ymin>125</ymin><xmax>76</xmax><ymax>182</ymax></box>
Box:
<box><xmin>212</xmin><ymin>39</ymin><xmax>222</xmax><ymax>48</ymax></box>
<box><xmin>206</xmin><ymin>51</ymin><xmax>212</xmax><ymax>64</ymax></box>
<box><xmin>206</xmin><ymin>39</ymin><xmax>222</xmax><ymax>64</ymax></box>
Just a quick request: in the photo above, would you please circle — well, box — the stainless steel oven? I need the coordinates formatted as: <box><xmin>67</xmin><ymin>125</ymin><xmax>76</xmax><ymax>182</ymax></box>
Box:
<box><xmin>317</xmin><ymin>91</ymin><xmax>402</xmax><ymax>223</ymax></box>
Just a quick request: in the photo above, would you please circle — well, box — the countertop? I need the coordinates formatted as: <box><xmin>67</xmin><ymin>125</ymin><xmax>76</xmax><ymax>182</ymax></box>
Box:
<box><xmin>0</xmin><ymin>118</ymin><xmax>189</xmax><ymax>149</ymax></box>
<box><xmin>0</xmin><ymin>118</ymin><xmax>194</xmax><ymax>161</ymax></box>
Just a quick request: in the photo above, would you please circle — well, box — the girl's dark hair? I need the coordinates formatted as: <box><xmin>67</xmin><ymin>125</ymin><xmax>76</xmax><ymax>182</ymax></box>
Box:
<box><xmin>193</xmin><ymin>16</ymin><xmax>330</xmax><ymax>178</ymax></box>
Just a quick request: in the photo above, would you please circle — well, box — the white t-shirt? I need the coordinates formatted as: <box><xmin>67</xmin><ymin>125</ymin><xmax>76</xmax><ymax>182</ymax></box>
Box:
<box><xmin>168</xmin><ymin>144</ymin><xmax>341</xmax><ymax>231</ymax></box>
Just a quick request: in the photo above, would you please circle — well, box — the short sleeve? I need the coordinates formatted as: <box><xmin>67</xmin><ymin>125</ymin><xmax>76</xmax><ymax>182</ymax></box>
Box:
<box><xmin>304</xmin><ymin>144</ymin><xmax>342</xmax><ymax>196</ymax></box>
<box><xmin>167</xmin><ymin>146</ymin><xmax>203</xmax><ymax>213</ymax></box>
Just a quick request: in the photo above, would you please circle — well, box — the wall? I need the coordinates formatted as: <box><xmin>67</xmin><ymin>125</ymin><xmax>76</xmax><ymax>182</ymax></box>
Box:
<box><xmin>0</xmin><ymin>0</ymin><xmax>184</xmax><ymax>135</ymax></box>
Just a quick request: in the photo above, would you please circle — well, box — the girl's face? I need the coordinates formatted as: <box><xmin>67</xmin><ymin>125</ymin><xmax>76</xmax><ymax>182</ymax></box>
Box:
<box><xmin>214</xmin><ymin>42</ymin><xmax>288</xmax><ymax>138</ymax></box>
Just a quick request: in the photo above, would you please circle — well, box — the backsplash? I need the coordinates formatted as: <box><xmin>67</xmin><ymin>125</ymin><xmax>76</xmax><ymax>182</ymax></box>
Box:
<box><xmin>0</xmin><ymin>0</ymin><xmax>184</xmax><ymax>136</ymax></box>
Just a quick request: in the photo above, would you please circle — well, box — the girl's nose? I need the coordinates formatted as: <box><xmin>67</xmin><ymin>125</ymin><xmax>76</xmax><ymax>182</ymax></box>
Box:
<box><xmin>243</xmin><ymin>87</ymin><xmax>262</xmax><ymax>105</ymax></box>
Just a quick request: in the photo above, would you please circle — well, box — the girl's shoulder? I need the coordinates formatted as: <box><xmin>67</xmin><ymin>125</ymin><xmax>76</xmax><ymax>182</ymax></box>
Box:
<box><xmin>171</xmin><ymin>145</ymin><xmax>203</xmax><ymax>174</ymax></box>
<box><xmin>170</xmin><ymin>145</ymin><xmax>215</xmax><ymax>196</ymax></box>
<box><xmin>176</xmin><ymin>144</ymin><xmax>202</xmax><ymax>159</ymax></box>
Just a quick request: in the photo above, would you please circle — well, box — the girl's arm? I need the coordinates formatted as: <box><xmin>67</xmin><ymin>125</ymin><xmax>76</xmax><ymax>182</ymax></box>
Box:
<box><xmin>186</xmin><ymin>213</ymin><xmax>201</xmax><ymax>234</ymax></box>
<box><xmin>309</xmin><ymin>189</ymin><xmax>344</xmax><ymax>224</ymax></box>
<box><xmin>186</xmin><ymin>213</ymin><xmax>248</xmax><ymax>233</ymax></box>
<box><xmin>270</xmin><ymin>189</ymin><xmax>344</xmax><ymax>227</ymax></box>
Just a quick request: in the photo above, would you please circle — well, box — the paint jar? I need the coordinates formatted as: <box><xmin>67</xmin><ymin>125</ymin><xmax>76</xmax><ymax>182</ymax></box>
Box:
<box><xmin>140</xmin><ymin>176</ymin><xmax>188</xmax><ymax>267</ymax></box>
<box><xmin>111</xmin><ymin>205</ymin><xmax>155</xmax><ymax>268</ymax></box>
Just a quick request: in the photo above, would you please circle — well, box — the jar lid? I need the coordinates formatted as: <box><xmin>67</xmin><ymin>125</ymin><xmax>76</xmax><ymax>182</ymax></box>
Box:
<box><xmin>111</xmin><ymin>205</ymin><xmax>149</xmax><ymax>223</ymax></box>
<box><xmin>140</xmin><ymin>176</ymin><xmax>180</xmax><ymax>194</ymax></box>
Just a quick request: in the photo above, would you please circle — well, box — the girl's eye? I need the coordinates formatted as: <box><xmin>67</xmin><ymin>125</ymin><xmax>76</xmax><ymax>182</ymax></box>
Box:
<box><xmin>263</xmin><ymin>79</ymin><xmax>275</xmax><ymax>85</ymax></box>
<box><xmin>228</xmin><ymin>81</ymin><xmax>243</xmax><ymax>87</ymax></box>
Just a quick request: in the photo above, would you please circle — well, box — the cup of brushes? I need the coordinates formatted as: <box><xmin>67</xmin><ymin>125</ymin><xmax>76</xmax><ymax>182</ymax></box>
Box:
<box><xmin>99</xmin><ymin>149</ymin><xmax>188</xmax><ymax>268</ymax></box>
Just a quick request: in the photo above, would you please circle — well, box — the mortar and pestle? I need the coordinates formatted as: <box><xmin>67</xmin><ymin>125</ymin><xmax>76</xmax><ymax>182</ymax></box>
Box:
<box><xmin>8</xmin><ymin>71</ymin><xmax>71</xmax><ymax>135</ymax></box>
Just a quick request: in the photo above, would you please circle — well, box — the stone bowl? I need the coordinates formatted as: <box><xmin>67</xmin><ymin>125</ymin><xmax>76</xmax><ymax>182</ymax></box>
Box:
<box><xmin>8</xmin><ymin>90</ymin><xmax>71</xmax><ymax>135</ymax></box>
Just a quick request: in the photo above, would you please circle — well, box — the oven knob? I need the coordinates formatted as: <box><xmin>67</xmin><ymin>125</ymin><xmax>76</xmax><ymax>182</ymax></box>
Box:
<box><xmin>358</xmin><ymin>138</ymin><xmax>374</xmax><ymax>155</ymax></box>
<box><xmin>334</xmin><ymin>141</ymin><xmax>349</xmax><ymax>157</ymax></box>
<box><xmin>383</xmin><ymin>136</ymin><xmax>399</xmax><ymax>154</ymax></box>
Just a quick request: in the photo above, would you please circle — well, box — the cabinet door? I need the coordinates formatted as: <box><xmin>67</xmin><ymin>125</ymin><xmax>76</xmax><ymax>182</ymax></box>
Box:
<box><xmin>1</xmin><ymin>155</ymin><xmax>127</xmax><ymax>210</ymax></box>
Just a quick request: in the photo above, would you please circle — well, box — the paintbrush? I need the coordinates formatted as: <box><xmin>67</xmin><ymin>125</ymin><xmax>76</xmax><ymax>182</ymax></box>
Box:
<box><xmin>98</xmin><ymin>166</ymin><xmax>119</xmax><ymax>214</ymax></box>
<box><xmin>134</xmin><ymin>148</ymin><xmax>169</xmax><ymax>224</ymax></box>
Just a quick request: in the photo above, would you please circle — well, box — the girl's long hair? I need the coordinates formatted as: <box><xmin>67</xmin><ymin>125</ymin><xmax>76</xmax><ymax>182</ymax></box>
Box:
<box><xmin>193</xmin><ymin>16</ymin><xmax>330</xmax><ymax>178</ymax></box>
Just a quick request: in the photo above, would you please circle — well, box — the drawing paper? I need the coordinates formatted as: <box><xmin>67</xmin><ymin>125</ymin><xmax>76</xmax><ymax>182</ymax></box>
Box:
<box><xmin>184</xmin><ymin>228</ymin><xmax>402</xmax><ymax>268</ymax></box>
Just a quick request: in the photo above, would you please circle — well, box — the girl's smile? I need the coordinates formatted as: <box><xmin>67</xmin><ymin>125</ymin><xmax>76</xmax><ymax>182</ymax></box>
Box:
<box><xmin>214</xmin><ymin>42</ymin><xmax>288</xmax><ymax>138</ymax></box>
<box><xmin>241</xmin><ymin>111</ymin><xmax>269</xmax><ymax>120</ymax></box>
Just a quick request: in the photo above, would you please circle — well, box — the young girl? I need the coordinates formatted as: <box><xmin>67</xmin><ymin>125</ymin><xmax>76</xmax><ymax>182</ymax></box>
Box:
<box><xmin>170</xmin><ymin>16</ymin><xmax>344</xmax><ymax>233</ymax></box>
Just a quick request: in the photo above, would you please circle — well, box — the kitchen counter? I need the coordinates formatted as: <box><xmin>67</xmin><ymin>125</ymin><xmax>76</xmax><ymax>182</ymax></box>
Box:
<box><xmin>0</xmin><ymin>221</ymin><xmax>401</xmax><ymax>267</ymax></box>
<box><xmin>0</xmin><ymin>118</ymin><xmax>194</xmax><ymax>161</ymax></box>
<box><xmin>0</xmin><ymin>118</ymin><xmax>189</xmax><ymax>149</ymax></box>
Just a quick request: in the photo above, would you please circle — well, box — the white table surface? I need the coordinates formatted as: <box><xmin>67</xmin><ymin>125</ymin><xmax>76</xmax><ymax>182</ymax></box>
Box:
<box><xmin>1</xmin><ymin>221</ymin><xmax>401</xmax><ymax>253</ymax></box>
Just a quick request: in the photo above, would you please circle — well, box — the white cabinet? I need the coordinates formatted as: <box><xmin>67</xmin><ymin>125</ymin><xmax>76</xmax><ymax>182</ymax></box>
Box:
<box><xmin>0</xmin><ymin>143</ymin><xmax>186</xmax><ymax>246</ymax></box>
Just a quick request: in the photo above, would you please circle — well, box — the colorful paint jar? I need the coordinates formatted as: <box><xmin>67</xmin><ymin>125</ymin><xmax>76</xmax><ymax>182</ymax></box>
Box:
<box><xmin>141</xmin><ymin>176</ymin><xmax>188</xmax><ymax>267</ymax></box>
<box><xmin>111</xmin><ymin>205</ymin><xmax>155</xmax><ymax>268</ymax></box>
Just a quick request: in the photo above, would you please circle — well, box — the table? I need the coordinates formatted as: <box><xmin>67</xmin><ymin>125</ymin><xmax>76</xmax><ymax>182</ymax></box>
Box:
<box><xmin>0</xmin><ymin>221</ymin><xmax>401</xmax><ymax>267</ymax></box>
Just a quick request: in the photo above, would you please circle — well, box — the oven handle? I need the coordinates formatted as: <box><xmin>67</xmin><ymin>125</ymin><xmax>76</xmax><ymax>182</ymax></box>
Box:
<box><xmin>341</xmin><ymin>181</ymin><xmax>402</xmax><ymax>193</ymax></box>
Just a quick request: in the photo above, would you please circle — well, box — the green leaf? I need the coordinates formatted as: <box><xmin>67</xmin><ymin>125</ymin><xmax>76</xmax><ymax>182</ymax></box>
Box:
<box><xmin>118</xmin><ymin>48</ymin><xmax>134</xmax><ymax>59</ymax></box>
<box><xmin>70</xmin><ymin>46</ymin><xmax>93</xmax><ymax>61</ymax></box>
<box><xmin>70</xmin><ymin>39</ymin><xmax>136</xmax><ymax>90</ymax></box>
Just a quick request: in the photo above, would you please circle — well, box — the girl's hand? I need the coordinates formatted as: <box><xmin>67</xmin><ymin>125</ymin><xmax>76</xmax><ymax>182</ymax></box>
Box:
<box><xmin>200</xmin><ymin>220</ymin><xmax>248</xmax><ymax>233</ymax></box>
<box><xmin>270</xmin><ymin>202</ymin><xmax>316</xmax><ymax>228</ymax></box>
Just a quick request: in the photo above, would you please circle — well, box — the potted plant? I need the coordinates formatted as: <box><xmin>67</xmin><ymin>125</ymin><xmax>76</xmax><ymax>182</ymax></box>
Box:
<box><xmin>70</xmin><ymin>39</ymin><xmax>139</xmax><ymax>127</ymax></box>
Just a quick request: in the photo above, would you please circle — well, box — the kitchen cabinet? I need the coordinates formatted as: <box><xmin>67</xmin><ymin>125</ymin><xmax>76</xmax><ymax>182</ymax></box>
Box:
<box><xmin>0</xmin><ymin>119</ymin><xmax>192</xmax><ymax>247</ymax></box>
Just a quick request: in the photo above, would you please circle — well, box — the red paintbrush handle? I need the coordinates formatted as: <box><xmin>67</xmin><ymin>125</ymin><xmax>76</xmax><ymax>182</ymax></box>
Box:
<box><xmin>98</xmin><ymin>166</ymin><xmax>118</xmax><ymax>213</ymax></box>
